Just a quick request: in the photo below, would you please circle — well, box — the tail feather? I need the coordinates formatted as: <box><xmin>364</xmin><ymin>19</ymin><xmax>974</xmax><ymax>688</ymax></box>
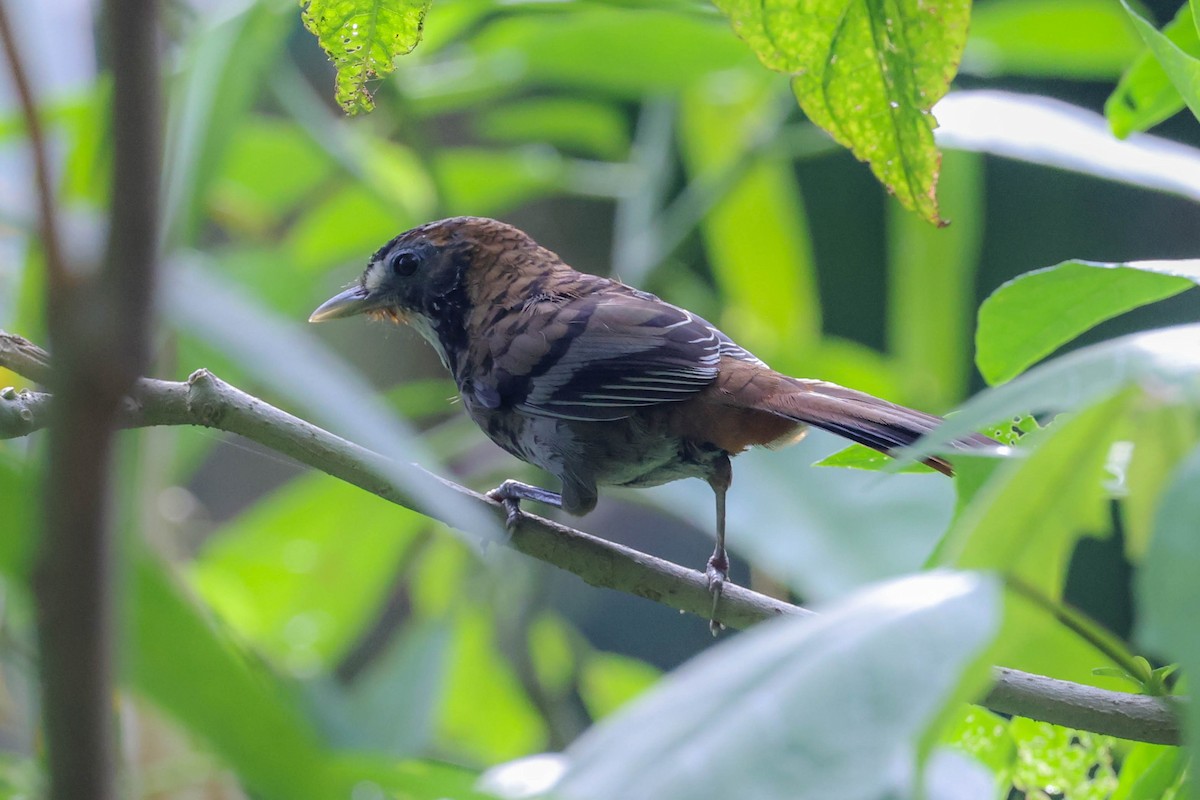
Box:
<box><xmin>752</xmin><ymin>376</ymin><xmax>995</xmax><ymax>476</ymax></box>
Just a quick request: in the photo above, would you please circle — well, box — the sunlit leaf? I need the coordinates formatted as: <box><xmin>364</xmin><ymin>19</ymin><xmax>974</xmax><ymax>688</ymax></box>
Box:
<box><xmin>976</xmin><ymin>260</ymin><xmax>1200</xmax><ymax>385</ymax></box>
<box><xmin>1121</xmin><ymin>0</ymin><xmax>1200</xmax><ymax>128</ymax></box>
<box><xmin>713</xmin><ymin>0</ymin><xmax>970</xmax><ymax>224</ymax></box>
<box><xmin>1008</xmin><ymin>718</ymin><xmax>1118</xmax><ymax>799</ymax></box>
<box><xmin>555</xmin><ymin>572</ymin><xmax>999</xmax><ymax>800</ymax></box>
<box><xmin>1107</xmin><ymin>3</ymin><xmax>1199</xmax><ymax>137</ymax></box>
<box><xmin>301</xmin><ymin>0</ymin><xmax>431</xmax><ymax>114</ymax></box>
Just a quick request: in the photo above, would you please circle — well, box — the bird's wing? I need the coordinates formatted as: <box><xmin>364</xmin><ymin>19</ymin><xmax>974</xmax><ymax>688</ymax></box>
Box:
<box><xmin>482</xmin><ymin>291</ymin><xmax>734</xmax><ymax>421</ymax></box>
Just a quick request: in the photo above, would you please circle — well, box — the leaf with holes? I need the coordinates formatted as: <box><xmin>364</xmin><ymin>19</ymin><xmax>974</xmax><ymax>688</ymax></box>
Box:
<box><xmin>713</xmin><ymin>0</ymin><xmax>970</xmax><ymax>224</ymax></box>
<box><xmin>301</xmin><ymin>0</ymin><xmax>430</xmax><ymax>114</ymax></box>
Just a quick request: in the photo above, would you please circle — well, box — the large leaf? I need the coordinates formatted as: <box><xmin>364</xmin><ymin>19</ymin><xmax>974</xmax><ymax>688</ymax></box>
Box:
<box><xmin>301</xmin><ymin>0</ymin><xmax>431</xmax><ymax>114</ymax></box>
<box><xmin>555</xmin><ymin>571</ymin><xmax>1000</xmax><ymax>800</ymax></box>
<box><xmin>934</xmin><ymin>90</ymin><xmax>1200</xmax><ymax>204</ymax></box>
<box><xmin>1135</xmin><ymin>444</ymin><xmax>1200</xmax><ymax>797</ymax></box>
<box><xmin>130</xmin><ymin>551</ymin><xmax>486</xmax><ymax>799</ymax></box>
<box><xmin>713</xmin><ymin>0</ymin><xmax>971</xmax><ymax>224</ymax></box>
<box><xmin>903</xmin><ymin>324</ymin><xmax>1200</xmax><ymax>464</ymax></box>
<box><xmin>1122</xmin><ymin>0</ymin><xmax>1200</xmax><ymax>128</ymax></box>
<box><xmin>976</xmin><ymin>260</ymin><xmax>1200</xmax><ymax>385</ymax></box>
<box><xmin>1107</xmin><ymin>3</ymin><xmax>1200</xmax><ymax>137</ymax></box>
<box><xmin>930</xmin><ymin>392</ymin><xmax>1131</xmax><ymax>597</ymax></box>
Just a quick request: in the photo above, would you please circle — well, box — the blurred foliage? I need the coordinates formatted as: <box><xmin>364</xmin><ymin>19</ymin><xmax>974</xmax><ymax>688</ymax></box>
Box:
<box><xmin>1</xmin><ymin>0</ymin><xmax>1200</xmax><ymax>798</ymax></box>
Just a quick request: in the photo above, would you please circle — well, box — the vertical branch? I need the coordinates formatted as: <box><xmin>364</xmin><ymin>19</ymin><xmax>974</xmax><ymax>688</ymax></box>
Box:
<box><xmin>4</xmin><ymin>2</ymin><xmax>163</xmax><ymax>799</ymax></box>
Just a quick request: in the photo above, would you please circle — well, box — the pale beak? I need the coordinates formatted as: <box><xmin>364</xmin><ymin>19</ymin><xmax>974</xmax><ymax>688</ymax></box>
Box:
<box><xmin>309</xmin><ymin>285</ymin><xmax>374</xmax><ymax>322</ymax></box>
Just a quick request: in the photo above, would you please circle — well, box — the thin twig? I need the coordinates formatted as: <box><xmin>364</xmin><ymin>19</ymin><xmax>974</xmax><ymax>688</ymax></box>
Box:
<box><xmin>0</xmin><ymin>0</ymin><xmax>66</xmax><ymax>290</ymax></box>
<box><xmin>0</xmin><ymin>333</ymin><xmax>1182</xmax><ymax>746</ymax></box>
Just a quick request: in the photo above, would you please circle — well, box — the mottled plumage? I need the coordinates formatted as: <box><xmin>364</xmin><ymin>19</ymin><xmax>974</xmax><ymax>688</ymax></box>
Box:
<box><xmin>311</xmin><ymin>216</ymin><xmax>994</xmax><ymax>627</ymax></box>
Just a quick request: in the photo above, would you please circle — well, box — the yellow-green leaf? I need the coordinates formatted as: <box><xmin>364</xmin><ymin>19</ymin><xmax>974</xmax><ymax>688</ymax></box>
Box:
<box><xmin>301</xmin><ymin>0</ymin><xmax>430</xmax><ymax>114</ymax></box>
<box><xmin>713</xmin><ymin>0</ymin><xmax>970</xmax><ymax>224</ymax></box>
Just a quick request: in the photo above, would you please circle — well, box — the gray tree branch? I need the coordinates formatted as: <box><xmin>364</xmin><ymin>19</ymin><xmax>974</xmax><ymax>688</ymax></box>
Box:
<box><xmin>0</xmin><ymin>332</ymin><xmax>1181</xmax><ymax>746</ymax></box>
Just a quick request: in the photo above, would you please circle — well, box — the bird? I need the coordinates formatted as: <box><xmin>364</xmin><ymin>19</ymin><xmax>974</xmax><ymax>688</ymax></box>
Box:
<box><xmin>310</xmin><ymin>216</ymin><xmax>994</xmax><ymax>629</ymax></box>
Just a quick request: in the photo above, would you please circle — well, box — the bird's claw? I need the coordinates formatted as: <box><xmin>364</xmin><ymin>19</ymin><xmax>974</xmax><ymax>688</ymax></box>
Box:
<box><xmin>705</xmin><ymin>553</ymin><xmax>729</xmax><ymax>636</ymax></box>
<box><xmin>486</xmin><ymin>484</ymin><xmax>524</xmax><ymax>531</ymax></box>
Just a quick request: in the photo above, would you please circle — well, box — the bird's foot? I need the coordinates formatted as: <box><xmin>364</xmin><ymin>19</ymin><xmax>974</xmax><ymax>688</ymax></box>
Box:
<box><xmin>705</xmin><ymin>551</ymin><xmax>729</xmax><ymax>636</ymax></box>
<box><xmin>486</xmin><ymin>479</ymin><xmax>563</xmax><ymax>531</ymax></box>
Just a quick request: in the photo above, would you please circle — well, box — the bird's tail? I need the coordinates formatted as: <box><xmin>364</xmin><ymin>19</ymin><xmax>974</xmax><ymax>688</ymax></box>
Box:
<box><xmin>742</xmin><ymin>373</ymin><xmax>995</xmax><ymax>476</ymax></box>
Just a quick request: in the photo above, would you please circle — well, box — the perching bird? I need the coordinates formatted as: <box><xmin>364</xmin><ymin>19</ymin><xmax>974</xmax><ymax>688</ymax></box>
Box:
<box><xmin>311</xmin><ymin>217</ymin><xmax>993</xmax><ymax>627</ymax></box>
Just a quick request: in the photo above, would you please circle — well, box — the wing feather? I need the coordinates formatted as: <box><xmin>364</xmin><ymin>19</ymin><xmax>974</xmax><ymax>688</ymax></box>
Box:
<box><xmin>485</xmin><ymin>291</ymin><xmax>744</xmax><ymax>421</ymax></box>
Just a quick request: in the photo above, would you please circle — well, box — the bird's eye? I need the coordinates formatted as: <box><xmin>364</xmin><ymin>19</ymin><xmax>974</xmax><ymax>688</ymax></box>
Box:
<box><xmin>389</xmin><ymin>250</ymin><xmax>420</xmax><ymax>277</ymax></box>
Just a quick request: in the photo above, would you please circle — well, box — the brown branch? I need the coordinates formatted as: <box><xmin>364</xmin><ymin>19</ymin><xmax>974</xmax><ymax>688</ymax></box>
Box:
<box><xmin>3</xmin><ymin>0</ymin><xmax>162</xmax><ymax>797</ymax></box>
<box><xmin>0</xmin><ymin>0</ymin><xmax>66</xmax><ymax>290</ymax></box>
<box><xmin>0</xmin><ymin>333</ymin><xmax>1181</xmax><ymax>746</ymax></box>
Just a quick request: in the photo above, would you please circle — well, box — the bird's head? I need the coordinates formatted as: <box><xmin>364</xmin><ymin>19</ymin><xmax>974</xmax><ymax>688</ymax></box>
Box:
<box><xmin>309</xmin><ymin>216</ymin><xmax>550</xmax><ymax>364</ymax></box>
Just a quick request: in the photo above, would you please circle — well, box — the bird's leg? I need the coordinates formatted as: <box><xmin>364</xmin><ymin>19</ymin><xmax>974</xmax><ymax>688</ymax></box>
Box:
<box><xmin>705</xmin><ymin>455</ymin><xmax>733</xmax><ymax>635</ymax></box>
<box><xmin>487</xmin><ymin>479</ymin><xmax>563</xmax><ymax>530</ymax></box>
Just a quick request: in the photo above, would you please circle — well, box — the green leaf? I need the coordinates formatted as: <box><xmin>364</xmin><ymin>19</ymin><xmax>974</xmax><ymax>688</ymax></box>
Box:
<box><xmin>438</xmin><ymin>609</ymin><xmax>546</xmax><ymax>762</ymax></box>
<box><xmin>0</xmin><ymin>448</ymin><xmax>35</xmax><ymax>580</ymax></box>
<box><xmin>164</xmin><ymin>2</ymin><xmax>293</xmax><ymax>245</ymax></box>
<box><xmin>1122</xmin><ymin>0</ymin><xmax>1200</xmax><ymax>128</ymax></box>
<box><xmin>191</xmin><ymin>474</ymin><xmax>425</xmax><ymax>670</ymax></box>
<box><xmin>1107</xmin><ymin>3</ymin><xmax>1200</xmax><ymax>137</ymax></box>
<box><xmin>301</xmin><ymin>0</ymin><xmax>431</xmax><ymax>114</ymax></box>
<box><xmin>409</xmin><ymin>9</ymin><xmax>755</xmax><ymax>111</ymax></box>
<box><xmin>814</xmin><ymin>442</ymin><xmax>937</xmax><ymax>473</ymax></box>
<box><xmin>713</xmin><ymin>0</ymin><xmax>971</xmax><ymax>224</ymax></box>
<box><xmin>435</xmin><ymin>148</ymin><xmax>567</xmax><ymax>216</ymax></box>
<box><xmin>555</xmin><ymin>571</ymin><xmax>999</xmax><ymax>800</ymax></box>
<box><xmin>904</xmin><ymin>324</ymin><xmax>1200</xmax><ymax>465</ymax></box>
<box><xmin>213</xmin><ymin>116</ymin><xmax>334</xmax><ymax>236</ymax></box>
<box><xmin>888</xmin><ymin>149</ymin><xmax>983</xmax><ymax>408</ymax></box>
<box><xmin>1123</xmin><ymin>403</ymin><xmax>1199</xmax><ymax>561</ymax></box>
<box><xmin>1136</xmin><ymin>444</ymin><xmax>1200</xmax><ymax>777</ymax></box>
<box><xmin>965</xmin><ymin>0</ymin><xmax>1145</xmax><ymax>79</ymax></box>
<box><xmin>476</xmin><ymin>98</ymin><xmax>630</xmax><ymax>160</ymax></box>
<box><xmin>580</xmin><ymin>653</ymin><xmax>660</xmax><ymax>720</ymax></box>
<box><xmin>976</xmin><ymin>260</ymin><xmax>1200</xmax><ymax>385</ymax></box>
<box><xmin>679</xmin><ymin>77</ymin><xmax>820</xmax><ymax>355</ymax></box>
<box><xmin>1008</xmin><ymin>718</ymin><xmax>1118</xmax><ymax>799</ymax></box>
<box><xmin>1110</xmin><ymin>742</ymin><xmax>1185</xmax><ymax>800</ymax></box>
<box><xmin>129</xmin><ymin>550</ymin><xmax>344</xmax><ymax>798</ymax></box>
<box><xmin>931</xmin><ymin>391</ymin><xmax>1131</xmax><ymax>598</ymax></box>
